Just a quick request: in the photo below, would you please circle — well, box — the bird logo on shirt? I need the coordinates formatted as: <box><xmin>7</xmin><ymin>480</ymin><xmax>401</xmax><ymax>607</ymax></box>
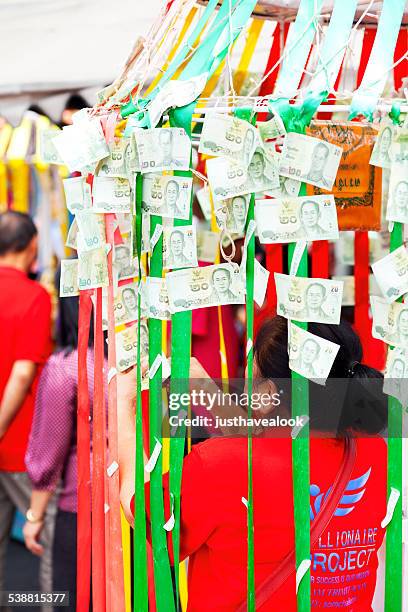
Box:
<box><xmin>310</xmin><ymin>468</ymin><xmax>371</xmax><ymax>521</ymax></box>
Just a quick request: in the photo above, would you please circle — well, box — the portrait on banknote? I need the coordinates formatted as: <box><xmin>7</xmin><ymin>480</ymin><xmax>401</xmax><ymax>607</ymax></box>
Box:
<box><xmin>142</xmin><ymin>174</ymin><xmax>192</xmax><ymax>220</ymax></box>
<box><xmin>288</xmin><ymin>324</ymin><xmax>340</xmax><ymax>384</ymax></box>
<box><xmin>163</xmin><ymin>226</ymin><xmax>197</xmax><ymax>269</ymax></box>
<box><xmin>386</xmin><ymin>164</ymin><xmax>408</xmax><ymax>223</ymax></box>
<box><xmin>306</xmin><ymin>122</ymin><xmax>382</xmax><ymax>231</ymax></box>
<box><xmin>255</xmin><ymin>194</ymin><xmax>339</xmax><ymax>244</ymax></box>
<box><xmin>166</xmin><ymin>263</ymin><xmax>245</xmax><ymax>312</ymax></box>
<box><xmin>275</xmin><ymin>273</ymin><xmax>343</xmax><ymax>324</ymax></box>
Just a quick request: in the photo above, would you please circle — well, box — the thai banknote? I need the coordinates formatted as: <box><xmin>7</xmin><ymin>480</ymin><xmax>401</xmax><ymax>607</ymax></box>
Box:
<box><xmin>338</xmin><ymin>231</ymin><xmax>389</xmax><ymax>266</ymax></box>
<box><xmin>65</xmin><ymin>219</ymin><xmax>79</xmax><ymax>250</ymax></box>
<box><xmin>147</xmin><ymin>277</ymin><xmax>171</xmax><ymax>320</ymax></box>
<box><xmin>255</xmin><ymin>194</ymin><xmax>339</xmax><ymax>243</ymax></box>
<box><xmin>97</xmin><ymin>138</ymin><xmax>132</xmax><ymax>178</ymax></box>
<box><xmin>370</xmin><ymin>123</ymin><xmax>395</xmax><ymax>169</ymax></box>
<box><xmin>390</xmin><ymin>127</ymin><xmax>408</xmax><ymax>164</ymax></box>
<box><xmin>275</xmin><ymin>273</ymin><xmax>343</xmax><ymax>324</ymax></box>
<box><xmin>206</xmin><ymin>148</ymin><xmax>280</xmax><ymax>202</ymax></box>
<box><xmin>196</xmin><ymin>230</ymin><xmax>220</xmax><ymax>263</ymax></box>
<box><xmin>63</xmin><ymin>177</ymin><xmax>92</xmax><ymax>213</ymax></box>
<box><xmin>258</xmin><ymin>111</ymin><xmax>286</xmax><ymax>142</ymax></box>
<box><xmin>135</xmin><ymin>128</ymin><xmax>191</xmax><ymax>173</ymax></box>
<box><xmin>113</xmin><ymin>235</ymin><xmax>143</xmax><ymax>281</ymax></box>
<box><xmin>101</xmin><ymin>281</ymin><xmax>147</xmax><ymax>329</ymax></box>
<box><xmin>214</xmin><ymin>193</ymin><xmax>250</xmax><ymax>233</ymax></box>
<box><xmin>265</xmin><ymin>175</ymin><xmax>301</xmax><ymax>199</ymax></box>
<box><xmin>52</xmin><ymin>118</ymin><xmax>109</xmax><ymax>172</ymax></box>
<box><xmin>333</xmin><ymin>274</ymin><xmax>380</xmax><ymax>306</ymax></box>
<box><xmin>78</xmin><ymin>247</ymin><xmax>109</xmax><ymax>290</ymax></box>
<box><xmin>371</xmin><ymin>246</ymin><xmax>408</xmax><ymax>303</ymax></box>
<box><xmin>115</xmin><ymin>320</ymin><xmax>149</xmax><ymax>374</ymax></box>
<box><xmin>148</xmin><ymin>73</ymin><xmax>208</xmax><ymax>127</ymax></box>
<box><xmin>254</xmin><ymin>259</ymin><xmax>269</xmax><ymax>308</ymax></box>
<box><xmin>371</xmin><ymin>295</ymin><xmax>408</xmax><ymax>348</ymax></box>
<box><xmin>383</xmin><ymin>347</ymin><xmax>408</xmax><ymax>407</ymax></box>
<box><xmin>196</xmin><ymin>186</ymin><xmax>212</xmax><ymax>221</ymax></box>
<box><xmin>92</xmin><ymin>177</ymin><xmax>131</xmax><ymax>213</ymax></box>
<box><xmin>288</xmin><ymin>323</ymin><xmax>340</xmax><ymax>384</ymax></box>
<box><xmin>166</xmin><ymin>263</ymin><xmax>245</xmax><ymax>312</ymax></box>
<box><xmin>385</xmin><ymin>163</ymin><xmax>408</xmax><ymax>223</ymax></box>
<box><xmin>142</xmin><ymin>174</ymin><xmax>192</xmax><ymax>220</ymax></box>
<box><xmin>39</xmin><ymin>129</ymin><xmax>64</xmax><ymax>164</ymax></box>
<box><xmin>163</xmin><ymin>225</ymin><xmax>198</xmax><ymax>270</ymax></box>
<box><xmin>75</xmin><ymin>210</ymin><xmax>106</xmax><ymax>252</ymax></box>
<box><xmin>279</xmin><ymin>132</ymin><xmax>342</xmax><ymax>191</ymax></box>
<box><xmin>199</xmin><ymin>113</ymin><xmax>259</xmax><ymax>166</ymax></box>
<box><xmin>59</xmin><ymin>259</ymin><xmax>79</xmax><ymax>297</ymax></box>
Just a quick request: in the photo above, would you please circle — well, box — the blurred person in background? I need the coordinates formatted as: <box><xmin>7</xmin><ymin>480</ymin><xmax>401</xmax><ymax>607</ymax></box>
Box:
<box><xmin>24</xmin><ymin>275</ymin><xmax>105</xmax><ymax>612</ymax></box>
<box><xmin>0</xmin><ymin>211</ymin><xmax>53</xmax><ymax>605</ymax></box>
<box><xmin>60</xmin><ymin>93</ymin><xmax>89</xmax><ymax>127</ymax></box>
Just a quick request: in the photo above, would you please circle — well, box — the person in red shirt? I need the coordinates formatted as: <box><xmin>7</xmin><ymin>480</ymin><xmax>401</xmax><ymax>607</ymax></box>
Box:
<box><xmin>118</xmin><ymin>316</ymin><xmax>388</xmax><ymax>611</ymax></box>
<box><xmin>0</xmin><ymin>211</ymin><xmax>53</xmax><ymax>597</ymax></box>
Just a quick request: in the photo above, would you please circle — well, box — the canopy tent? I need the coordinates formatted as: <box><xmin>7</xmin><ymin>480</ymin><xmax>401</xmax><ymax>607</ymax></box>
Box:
<box><xmin>0</xmin><ymin>0</ymin><xmax>162</xmax><ymax>123</ymax></box>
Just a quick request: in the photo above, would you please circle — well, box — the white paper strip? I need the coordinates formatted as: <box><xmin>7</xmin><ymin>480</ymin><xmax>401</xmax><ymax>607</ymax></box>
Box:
<box><xmin>290</xmin><ymin>240</ymin><xmax>307</xmax><ymax>276</ymax></box>
<box><xmin>381</xmin><ymin>487</ymin><xmax>400</xmax><ymax>528</ymax></box>
<box><xmin>150</xmin><ymin>224</ymin><xmax>163</xmax><ymax>250</ymax></box>
<box><xmin>296</xmin><ymin>559</ymin><xmax>311</xmax><ymax>593</ymax></box>
<box><xmin>145</xmin><ymin>438</ymin><xmax>162</xmax><ymax>473</ymax></box>
<box><xmin>291</xmin><ymin>415</ymin><xmax>310</xmax><ymax>439</ymax></box>
<box><xmin>108</xmin><ymin>367</ymin><xmax>117</xmax><ymax>384</ymax></box>
<box><xmin>107</xmin><ymin>461</ymin><xmax>119</xmax><ymax>477</ymax></box>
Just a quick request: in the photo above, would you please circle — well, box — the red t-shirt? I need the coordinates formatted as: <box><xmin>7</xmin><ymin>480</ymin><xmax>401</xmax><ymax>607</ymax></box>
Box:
<box><xmin>143</xmin><ymin>436</ymin><xmax>386</xmax><ymax>611</ymax></box>
<box><xmin>0</xmin><ymin>267</ymin><xmax>51</xmax><ymax>471</ymax></box>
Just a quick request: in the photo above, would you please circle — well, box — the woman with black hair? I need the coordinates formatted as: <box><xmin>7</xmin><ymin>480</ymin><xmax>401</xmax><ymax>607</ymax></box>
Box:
<box><xmin>23</xmin><ymin>287</ymin><xmax>103</xmax><ymax>612</ymax></box>
<box><xmin>118</xmin><ymin>316</ymin><xmax>388</xmax><ymax>611</ymax></box>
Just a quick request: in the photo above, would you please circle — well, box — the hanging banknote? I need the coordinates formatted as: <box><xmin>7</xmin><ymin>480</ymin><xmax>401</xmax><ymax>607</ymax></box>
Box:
<box><xmin>163</xmin><ymin>225</ymin><xmax>198</xmax><ymax>270</ymax></box>
<box><xmin>60</xmin><ymin>259</ymin><xmax>79</xmax><ymax>297</ymax></box>
<box><xmin>265</xmin><ymin>175</ymin><xmax>302</xmax><ymax>199</ymax></box>
<box><xmin>370</xmin><ymin>122</ymin><xmax>395</xmax><ymax>169</ymax></box>
<box><xmin>142</xmin><ymin>174</ymin><xmax>192</xmax><ymax>220</ymax></box>
<box><xmin>333</xmin><ymin>274</ymin><xmax>380</xmax><ymax>306</ymax></box>
<box><xmin>65</xmin><ymin>219</ymin><xmax>79</xmax><ymax>250</ymax></box>
<box><xmin>255</xmin><ymin>194</ymin><xmax>339</xmax><ymax>243</ymax></box>
<box><xmin>370</xmin><ymin>296</ymin><xmax>408</xmax><ymax>348</ymax></box>
<box><xmin>135</xmin><ymin>128</ymin><xmax>191</xmax><ymax>173</ymax></box>
<box><xmin>52</xmin><ymin>117</ymin><xmax>109</xmax><ymax>172</ymax></box>
<box><xmin>214</xmin><ymin>194</ymin><xmax>250</xmax><ymax>233</ymax></box>
<box><xmin>199</xmin><ymin>113</ymin><xmax>259</xmax><ymax>166</ymax></box>
<box><xmin>288</xmin><ymin>323</ymin><xmax>340</xmax><ymax>385</ymax></box>
<box><xmin>39</xmin><ymin>129</ymin><xmax>64</xmax><ymax>164</ymax></box>
<box><xmin>196</xmin><ymin>230</ymin><xmax>220</xmax><ymax>263</ymax></box>
<box><xmin>115</xmin><ymin>321</ymin><xmax>149</xmax><ymax>374</ymax></box>
<box><xmin>275</xmin><ymin>273</ymin><xmax>343</xmax><ymax>324</ymax></box>
<box><xmin>371</xmin><ymin>246</ymin><xmax>408</xmax><ymax>303</ymax></box>
<box><xmin>206</xmin><ymin>148</ymin><xmax>280</xmax><ymax>202</ymax></box>
<box><xmin>92</xmin><ymin>177</ymin><xmax>131</xmax><ymax>213</ymax></box>
<box><xmin>102</xmin><ymin>281</ymin><xmax>148</xmax><ymax>329</ymax></box>
<box><xmin>147</xmin><ymin>277</ymin><xmax>171</xmax><ymax>320</ymax></box>
<box><xmin>383</xmin><ymin>347</ymin><xmax>408</xmax><ymax>407</ymax></box>
<box><xmin>63</xmin><ymin>177</ymin><xmax>92</xmax><ymax>213</ymax></box>
<box><xmin>75</xmin><ymin>210</ymin><xmax>106</xmax><ymax>253</ymax></box>
<box><xmin>166</xmin><ymin>263</ymin><xmax>245</xmax><ymax>312</ymax></box>
<box><xmin>258</xmin><ymin>111</ymin><xmax>286</xmax><ymax>142</ymax></box>
<box><xmin>113</xmin><ymin>235</ymin><xmax>142</xmax><ymax>281</ymax></box>
<box><xmin>385</xmin><ymin>163</ymin><xmax>408</xmax><ymax>223</ymax></box>
<box><xmin>279</xmin><ymin>132</ymin><xmax>342</xmax><ymax>190</ymax></box>
<box><xmin>390</xmin><ymin>127</ymin><xmax>408</xmax><ymax>164</ymax></box>
<box><xmin>97</xmin><ymin>138</ymin><xmax>132</xmax><ymax>178</ymax></box>
<box><xmin>78</xmin><ymin>247</ymin><xmax>109</xmax><ymax>290</ymax></box>
<box><xmin>196</xmin><ymin>186</ymin><xmax>212</xmax><ymax>221</ymax></box>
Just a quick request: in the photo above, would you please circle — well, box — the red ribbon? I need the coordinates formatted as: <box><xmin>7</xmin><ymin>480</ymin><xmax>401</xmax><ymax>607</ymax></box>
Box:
<box><xmin>77</xmin><ymin>291</ymin><xmax>93</xmax><ymax>612</ymax></box>
<box><xmin>92</xmin><ymin>287</ymin><xmax>107</xmax><ymax>611</ymax></box>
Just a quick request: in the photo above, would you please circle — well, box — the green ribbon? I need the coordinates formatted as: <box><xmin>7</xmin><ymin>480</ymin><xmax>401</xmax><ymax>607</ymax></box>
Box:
<box><xmin>349</xmin><ymin>0</ymin><xmax>406</xmax><ymax>120</ymax></box>
<box><xmin>149</xmin><ymin>185</ymin><xmax>176</xmax><ymax>608</ymax></box>
<box><xmin>134</xmin><ymin>173</ymin><xmax>148</xmax><ymax>612</ymax></box>
<box><xmin>385</xmin><ymin>104</ymin><xmax>403</xmax><ymax>612</ymax></box>
<box><xmin>235</xmin><ymin>106</ymin><xmax>256</xmax><ymax>611</ymax></box>
<box><xmin>168</xmin><ymin>103</ymin><xmax>195</xmax><ymax>610</ymax></box>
